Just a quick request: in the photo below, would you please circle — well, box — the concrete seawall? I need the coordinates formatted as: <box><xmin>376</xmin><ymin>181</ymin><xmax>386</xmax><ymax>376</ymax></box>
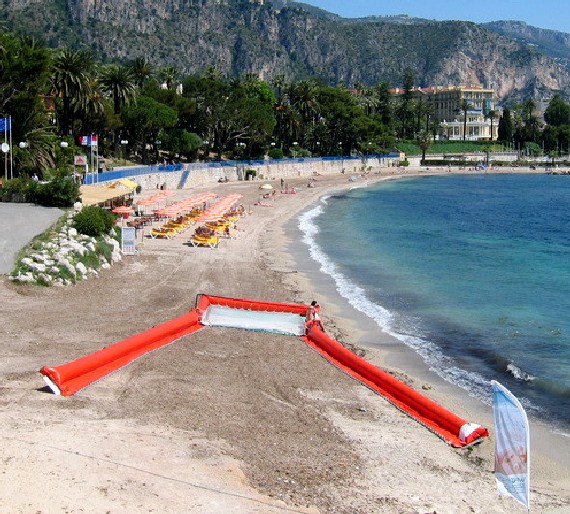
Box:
<box><xmin>97</xmin><ymin>156</ymin><xmax>401</xmax><ymax>190</ymax></box>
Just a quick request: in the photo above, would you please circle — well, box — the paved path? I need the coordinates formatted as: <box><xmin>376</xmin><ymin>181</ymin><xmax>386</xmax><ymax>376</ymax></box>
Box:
<box><xmin>0</xmin><ymin>203</ymin><xmax>63</xmax><ymax>274</ymax></box>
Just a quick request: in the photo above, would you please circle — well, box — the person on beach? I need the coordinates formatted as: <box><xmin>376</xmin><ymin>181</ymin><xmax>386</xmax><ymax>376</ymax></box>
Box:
<box><xmin>305</xmin><ymin>301</ymin><xmax>325</xmax><ymax>332</ymax></box>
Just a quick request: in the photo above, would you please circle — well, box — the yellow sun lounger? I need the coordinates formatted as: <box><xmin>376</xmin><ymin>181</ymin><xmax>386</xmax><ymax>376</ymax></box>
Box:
<box><xmin>189</xmin><ymin>235</ymin><xmax>220</xmax><ymax>248</ymax></box>
<box><xmin>150</xmin><ymin>227</ymin><xmax>177</xmax><ymax>239</ymax></box>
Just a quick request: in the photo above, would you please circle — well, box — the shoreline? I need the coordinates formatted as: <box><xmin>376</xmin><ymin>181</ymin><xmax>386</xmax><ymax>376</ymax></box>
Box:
<box><xmin>1</xmin><ymin>166</ymin><xmax>569</xmax><ymax>513</ymax></box>
<box><xmin>263</xmin><ymin>169</ymin><xmax>570</xmax><ymax>487</ymax></box>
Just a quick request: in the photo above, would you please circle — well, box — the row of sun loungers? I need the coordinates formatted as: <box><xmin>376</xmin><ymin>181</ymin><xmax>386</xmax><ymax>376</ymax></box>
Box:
<box><xmin>149</xmin><ymin>211</ymin><xmax>202</xmax><ymax>239</ymax></box>
<box><xmin>146</xmin><ymin>204</ymin><xmax>245</xmax><ymax>248</ymax></box>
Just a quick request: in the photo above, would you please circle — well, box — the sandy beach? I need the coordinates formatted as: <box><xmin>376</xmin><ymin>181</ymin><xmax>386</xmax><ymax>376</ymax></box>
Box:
<box><xmin>1</xmin><ymin>168</ymin><xmax>569</xmax><ymax>514</ymax></box>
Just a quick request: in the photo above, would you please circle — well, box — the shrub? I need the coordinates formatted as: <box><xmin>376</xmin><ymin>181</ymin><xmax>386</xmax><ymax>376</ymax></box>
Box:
<box><xmin>73</xmin><ymin>205</ymin><xmax>116</xmax><ymax>236</ymax></box>
<box><xmin>1</xmin><ymin>177</ymin><xmax>28</xmax><ymax>201</ymax></box>
<box><xmin>267</xmin><ymin>148</ymin><xmax>284</xmax><ymax>159</ymax></box>
<box><xmin>39</xmin><ymin>173</ymin><xmax>81</xmax><ymax>207</ymax></box>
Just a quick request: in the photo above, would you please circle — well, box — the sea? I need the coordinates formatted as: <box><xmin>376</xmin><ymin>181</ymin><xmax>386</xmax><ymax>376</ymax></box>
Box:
<box><xmin>298</xmin><ymin>173</ymin><xmax>570</xmax><ymax>431</ymax></box>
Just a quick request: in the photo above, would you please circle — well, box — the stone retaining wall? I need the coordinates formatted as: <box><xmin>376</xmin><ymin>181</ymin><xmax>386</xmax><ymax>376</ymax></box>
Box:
<box><xmin>99</xmin><ymin>156</ymin><xmax>400</xmax><ymax>190</ymax></box>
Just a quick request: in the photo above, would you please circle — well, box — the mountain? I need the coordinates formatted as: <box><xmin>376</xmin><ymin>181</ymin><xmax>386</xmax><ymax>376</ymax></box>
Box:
<box><xmin>483</xmin><ymin>20</ymin><xmax>570</xmax><ymax>69</ymax></box>
<box><xmin>1</xmin><ymin>0</ymin><xmax>569</xmax><ymax>103</ymax></box>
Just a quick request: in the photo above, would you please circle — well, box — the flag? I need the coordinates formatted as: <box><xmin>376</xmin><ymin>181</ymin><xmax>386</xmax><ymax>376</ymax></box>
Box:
<box><xmin>0</xmin><ymin>117</ymin><xmax>11</xmax><ymax>132</ymax></box>
<box><xmin>78</xmin><ymin>135</ymin><xmax>98</xmax><ymax>146</ymax></box>
<box><xmin>492</xmin><ymin>380</ymin><xmax>530</xmax><ymax>510</ymax></box>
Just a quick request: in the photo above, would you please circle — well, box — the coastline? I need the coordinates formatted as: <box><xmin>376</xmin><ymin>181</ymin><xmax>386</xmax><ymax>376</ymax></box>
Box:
<box><xmin>263</xmin><ymin>168</ymin><xmax>570</xmax><ymax>503</ymax></box>
<box><xmin>1</xmin><ymin>167</ymin><xmax>569</xmax><ymax>513</ymax></box>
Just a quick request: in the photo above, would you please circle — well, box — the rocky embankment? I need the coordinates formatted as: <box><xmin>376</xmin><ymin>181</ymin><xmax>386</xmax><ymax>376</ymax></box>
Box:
<box><xmin>9</xmin><ymin>211</ymin><xmax>122</xmax><ymax>287</ymax></box>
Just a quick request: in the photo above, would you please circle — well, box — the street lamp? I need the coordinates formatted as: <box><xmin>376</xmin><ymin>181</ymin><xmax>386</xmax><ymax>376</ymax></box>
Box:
<box><xmin>19</xmin><ymin>142</ymin><xmax>29</xmax><ymax>149</ymax></box>
<box><xmin>120</xmin><ymin>140</ymin><xmax>128</xmax><ymax>166</ymax></box>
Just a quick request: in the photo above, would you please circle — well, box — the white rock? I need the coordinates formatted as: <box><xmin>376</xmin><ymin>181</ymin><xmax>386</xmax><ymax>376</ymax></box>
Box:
<box><xmin>111</xmin><ymin>250</ymin><xmax>122</xmax><ymax>263</ymax></box>
<box><xmin>75</xmin><ymin>262</ymin><xmax>88</xmax><ymax>276</ymax></box>
<box><xmin>21</xmin><ymin>257</ymin><xmax>33</xmax><ymax>266</ymax></box>
<box><xmin>73</xmin><ymin>202</ymin><xmax>83</xmax><ymax>211</ymax></box>
<box><xmin>101</xmin><ymin>262</ymin><xmax>111</xmax><ymax>270</ymax></box>
<box><xmin>86</xmin><ymin>242</ymin><xmax>96</xmax><ymax>252</ymax></box>
<box><xmin>50</xmin><ymin>266</ymin><xmax>60</xmax><ymax>274</ymax></box>
<box><xmin>56</xmin><ymin>249</ymin><xmax>70</xmax><ymax>259</ymax></box>
<box><xmin>17</xmin><ymin>273</ymin><xmax>35</xmax><ymax>282</ymax></box>
<box><xmin>68</xmin><ymin>228</ymin><xmax>78</xmax><ymax>237</ymax></box>
<box><xmin>29</xmin><ymin>262</ymin><xmax>46</xmax><ymax>273</ymax></box>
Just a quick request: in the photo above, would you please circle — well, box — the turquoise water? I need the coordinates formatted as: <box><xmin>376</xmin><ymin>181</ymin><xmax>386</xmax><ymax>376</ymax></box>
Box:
<box><xmin>299</xmin><ymin>173</ymin><xmax>570</xmax><ymax>427</ymax></box>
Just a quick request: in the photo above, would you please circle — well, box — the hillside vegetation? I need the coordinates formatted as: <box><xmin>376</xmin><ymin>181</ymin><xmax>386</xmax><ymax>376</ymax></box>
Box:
<box><xmin>1</xmin><ymin>0</ymin><xmax>569</xmax><ymax>101</ymax></box>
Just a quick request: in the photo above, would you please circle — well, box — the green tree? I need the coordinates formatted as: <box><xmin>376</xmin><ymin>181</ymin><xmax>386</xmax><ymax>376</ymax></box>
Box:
<box><xmin>418</xmin><ymin>130</ymin><xmax>431</xmax><ymax>165</ymax></box>
<box><xmin>288</xmin><ymin>80</ymin><xmax>320</xmax><ymax>127</ymax></box>
<box><xmin>99</xmin><ymin>64</ymin><xmax>137</xmax><ymax>115</ymax></box>
<box><xmin>51</xmin><ymin>49</ymin><xmax>95</xmax><ymax>136</ymax></box>
<box><xmin>544</xmin><ymin>94</ymin><xmax>570</xmax><ymax>127</ymax></box>
<box><xmin>158</xmin><ymin>66</ymin><xmax>178</xmax><ymax>90</ymax></box>
<box><xmin>498</xmin><ymin>107</ymin><xmax>514</xmax><ymax>145</ymax></box>
<box><xmin>314</xmin><ymin>85</ymin><xmax>363</xmax><ymax>156</ymax></box>
<box><xmin>128</xmin><ymin>57</ymin><xmax>153</xmax><ymax>89</ymax></box>
<box><xmin>396</xmin><ymin>68</ymin><xmax>415</xmax><ymax>140</ymax></box>
<box><xmin>374</xmin><ymin>82</ymin><xmax>393</xmax><ymax>128</ymax></box>
<box><xmin>121</xmin><ymin>96</ymin><xmax>178</xmax><ymax>163</ymax></box>
<box><xmin>486</xmin><ymin>110</ymin><xmax>498</xmax><ymax>141</ymax></box>
<box><xmin>0</xmin><ymin>34</ymin><xmax>53</xmax><ymax>177</ymax></box>
<box><xmin>161</xmin><ymin>129</ymin><xmax>202</xmax><ymax>161</ymax></box>
<box><xmin>521</xmin><ymin>98</ymin><xmax>541</xmax><ymax>144</ymax></box>
<box><xmin>99</xmin><ymin>64</ymin><xmax>137</xmax><ymax>156</ymax></box>
<box><xmin>460</xmin><ymin>99</ymin><xmax>472</xmax><ymax>141</ymax></box>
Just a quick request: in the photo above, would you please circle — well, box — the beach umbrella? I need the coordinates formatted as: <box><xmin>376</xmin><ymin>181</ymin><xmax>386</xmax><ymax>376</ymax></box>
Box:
<box><xmin>112</xmin><ymin>205</ymin><xmax>134</xmax><ymax>216</ymax></box>
<box><xmin>112</xmin><ymin>205</ymin><xmax>135</xmax><ymax>225</ymax></box>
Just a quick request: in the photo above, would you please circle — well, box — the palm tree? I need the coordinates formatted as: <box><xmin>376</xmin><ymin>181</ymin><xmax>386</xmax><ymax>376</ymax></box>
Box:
<box><xmin>51</xmin><ymin>49</ymin><xmax>95</xmax><ymax>136</ymax></box>
<box><xmin>14</xmin><ymin>127</ymin><xmax>57</xmax><ymax>176</ymax></box>
<box><xmin>486</xmin><ymin>110</ymin><xmax>498</xmax><ymax>141</ymax></box>
<box><xmin>158</xmin><ymin>66</ymin><xmax>177</xmax><ymax>90</ymax></box>
<box><xmin>99</xmin><ymin>64</ymin><xmax>136</xmax><ymax>156</ymax></box>
<box><xmin>128</xmin><ymin>57</ymin><xmax>153</xmax><ymax>89</ymax></box>
<box><xmin>272</xmin><ymin>73</ymin><xmax>286</xmax><ymax>104</ymax></box>
<box><xmin>460</xmin><ymin>99</ymin><xmax>472</xmax><ymax>141</ymax></box>
<box><xmin>418</xmin><ymin>130</ymin><xmax>431</xmax><ymax>165</ymax></box>
<box><xmin>99</xmin><ymin>64</ymin><xmax>136</xmax><ymax>115</ymax></box>
<box><xmin>288</xmin><ymin>80</ymin><xmax>319</xmax><ymax>125</ymax></box>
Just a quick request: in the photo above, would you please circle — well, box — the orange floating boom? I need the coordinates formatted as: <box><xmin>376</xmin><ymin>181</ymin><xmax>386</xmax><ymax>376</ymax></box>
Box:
<box><xmin>40</xmin><ymin>295</ymin><xmax>488</xmax><ymax>447</ymax></box>
<box><xmin>303</xmin><ymin>323</ymin><xmax>488</xmax><ymax>447</ymax></box>
<box><xmin>40</xmin><ymin>309</ymin><xmax>203</xmax><ymax>396</ymax></box>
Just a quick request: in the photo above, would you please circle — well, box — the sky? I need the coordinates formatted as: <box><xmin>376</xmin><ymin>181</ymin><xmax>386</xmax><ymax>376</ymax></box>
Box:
<box><xmin>298</xmin><ymin>0</ymin><xmax>570</xmax><ymax>33</ymax></box>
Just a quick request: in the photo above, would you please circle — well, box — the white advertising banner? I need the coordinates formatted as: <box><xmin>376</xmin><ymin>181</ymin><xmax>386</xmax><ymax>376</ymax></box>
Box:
<box><xmin>492</xmin><ymin>380</ymin><xmax>530</xmax><ymax>510</ymax></box>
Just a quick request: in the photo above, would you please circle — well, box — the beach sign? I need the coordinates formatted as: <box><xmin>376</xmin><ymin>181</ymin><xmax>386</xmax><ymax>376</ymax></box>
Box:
<box><xmin>120</xmin><ymin>226</ymin><xmax>137</xmax><ymax>255</ymax></box>
<box><xmin>492</xmin><ymin>380</ymin><xmax>530</xmax><ymax>510</ymax></box>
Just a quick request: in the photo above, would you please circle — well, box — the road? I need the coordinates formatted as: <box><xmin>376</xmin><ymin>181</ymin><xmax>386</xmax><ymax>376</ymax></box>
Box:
<box><xmin>0</xmin><ymin>203</ymin><xmax>63</xmax><ymax>274</ymax></box>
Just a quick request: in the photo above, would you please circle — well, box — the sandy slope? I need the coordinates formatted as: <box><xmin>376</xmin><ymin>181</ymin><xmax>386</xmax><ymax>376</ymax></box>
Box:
<box><xmin>1</xmin><ymin>169</ymin><xmax>568</xmax><ymax>514</ymax></box>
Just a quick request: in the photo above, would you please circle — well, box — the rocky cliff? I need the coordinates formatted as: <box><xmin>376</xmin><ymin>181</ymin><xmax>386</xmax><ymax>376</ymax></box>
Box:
<box><xmin>2</xmin><ymin>0</ymin><xmax>569</xmax><ymax>102</ymax></box>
